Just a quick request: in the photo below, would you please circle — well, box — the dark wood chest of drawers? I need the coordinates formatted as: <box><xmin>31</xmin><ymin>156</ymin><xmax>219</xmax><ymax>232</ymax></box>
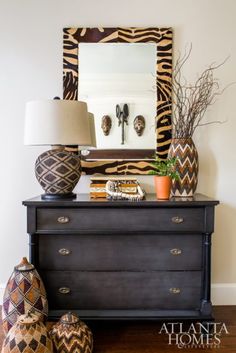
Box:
<box><xmin>23</xmin><ymin>194</ymin><xmax>219</xmax><ymax>321</ymax></box>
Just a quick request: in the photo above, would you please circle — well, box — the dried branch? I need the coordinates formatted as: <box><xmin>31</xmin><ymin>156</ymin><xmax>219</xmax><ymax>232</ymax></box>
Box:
<box><xmin>171</xmin><ymin>47</ymin><xmax>232</xmax><ymax>138</ymax></box>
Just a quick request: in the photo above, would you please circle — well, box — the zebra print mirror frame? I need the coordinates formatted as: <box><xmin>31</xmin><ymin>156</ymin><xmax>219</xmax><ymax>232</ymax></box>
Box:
<box><xmin>63</xmin><ymin>27</ymin><xmax>172</xmax><ymax>175</ymax></box>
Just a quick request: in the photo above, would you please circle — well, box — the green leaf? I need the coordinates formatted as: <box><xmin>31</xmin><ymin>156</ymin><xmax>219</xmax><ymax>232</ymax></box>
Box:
<box><xmin>147</xmin><ymin>156</ymin><xmax>179</xmax><ymax>179</ymax></box>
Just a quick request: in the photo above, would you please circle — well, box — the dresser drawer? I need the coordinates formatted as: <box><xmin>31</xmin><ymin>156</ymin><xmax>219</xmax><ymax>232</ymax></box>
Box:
<box><xmin>39</xmin><ymin>234</ymin><xmax>202</xmax><ymax>271</ymax></box>
<box><xmin>42</xmin><ymin>271</ymin><xmax>202</xmax><ymax>310</ymax></box>
<box><xmin>36</xmin><ymin>207</ymin><xmax>205</xmax><ymax>233</ymax></box>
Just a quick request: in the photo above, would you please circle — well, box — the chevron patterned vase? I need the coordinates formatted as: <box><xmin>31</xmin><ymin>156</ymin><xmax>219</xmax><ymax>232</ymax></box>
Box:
<box><xmin>2</xmin><ymin>258</ymin><xmax>48</xmax><ymax>335</ymax></box>
<box><xmin>168</xmin><ymin>138</ymin><xmax>199</xmax><ymax>197</ymax></box>
<box><xmin>50</xmin><ymin>312</ymin><xmax>93</xmax><ymax>353</ymax></box>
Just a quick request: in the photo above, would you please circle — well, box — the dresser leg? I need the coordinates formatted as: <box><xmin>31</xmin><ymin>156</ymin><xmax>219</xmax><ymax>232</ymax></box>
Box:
<box><xmin>201</xmin><ymin>233</ymin><xmax>213</xmax><ymax>317</ymax></box>
<box><xmin>29</xmin><ymin>234</ymin><xmax>38</xmax><ymax>266</ymax></box>
<box><xmin>200</xmin><ymin>300</ymin><xmax>212</xmax><ymax>316</ymax></box>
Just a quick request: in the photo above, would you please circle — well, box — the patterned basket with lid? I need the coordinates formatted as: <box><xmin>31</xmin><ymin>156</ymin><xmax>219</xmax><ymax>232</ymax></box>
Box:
<box><xmin>2</xmin><ymin>257</ymin><xmax>48</xmax><ymax>334</ymax></box>
<box><xmin>50</xmin><ymin>312</ymin><xmax>93</xmax><ymax>353</ymax></box>
<box><xmin>1</xmin><ymin>311</ymin><xmax>53</xmax><ymax>353</ymax></box>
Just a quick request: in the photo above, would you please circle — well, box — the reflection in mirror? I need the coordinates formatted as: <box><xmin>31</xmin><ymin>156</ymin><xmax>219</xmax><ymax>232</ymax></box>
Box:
<box><xmin>78</xmin><ymin>43</ymin><xmax>156</xmax><ymax>149</ymax></box>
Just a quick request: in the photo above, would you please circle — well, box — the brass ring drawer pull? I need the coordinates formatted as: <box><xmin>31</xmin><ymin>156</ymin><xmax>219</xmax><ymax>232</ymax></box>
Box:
<box><xmin>171</xmin><ymin>216</ymin><xmax>184</xmax><ymax>224</ymax></box>
<box><xmin>169</xmin><ymin>287</ymin><xmax>181</xmax><ymax>294</ymax></box>
<box><xmin>58</xmin><ymin>248</ymin><xmax>71</xmax><ymax>256</ymax></box>
<box><xmin>57</xmin><ymin>216</ymin><xmax>70</xmax><ymax>224</ymax></box>
<box><xmin>170</xmin><ymin>248</ymin><xmax>182</xmax><ymax>256</ymax></box>
<box><xmin>58</xmin><ymin>287</ymin><xmax>71</xmax><ymax>294</ymax></box>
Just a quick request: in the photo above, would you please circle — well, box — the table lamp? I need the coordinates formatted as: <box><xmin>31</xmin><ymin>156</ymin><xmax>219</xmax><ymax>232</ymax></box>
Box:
<box><xmin>24</xmin><ymin>99</ymin><xmax>95</xmax><ymax>199</ymax></box>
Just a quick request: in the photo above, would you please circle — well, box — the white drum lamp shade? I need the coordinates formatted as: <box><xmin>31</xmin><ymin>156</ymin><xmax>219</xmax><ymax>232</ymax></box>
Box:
<box><xmin>24</xmin><ymin>100</ymin><xmax>92</xmax><ymax>146</ymax></box>
<box><xmin>24</xmin><ymin>99</ymin><xmax>94</xmax><ymax>199</ymax></box>
<box><xmin>84</xmin><ymin>113</ymin><xmax>97</xmax><ymax>148</ymax></box>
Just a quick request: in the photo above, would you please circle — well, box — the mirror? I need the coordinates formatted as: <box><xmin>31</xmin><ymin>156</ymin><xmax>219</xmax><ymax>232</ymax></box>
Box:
<box><xmin>63</xmin><ymin>27</ymin><xmax>173</xmax><ymax>174</ymax></box>
<box><xmin>78</xmin><ymin>43</ymin><xmax>156</xmax><ymax>149</ymax></box>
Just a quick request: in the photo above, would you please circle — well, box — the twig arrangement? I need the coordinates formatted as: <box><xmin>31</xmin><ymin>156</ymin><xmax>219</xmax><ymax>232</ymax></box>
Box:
<box><xmin>172</xmin><ymin>45</ymin><xmax>230</xmax><ymax>138</ymax></box>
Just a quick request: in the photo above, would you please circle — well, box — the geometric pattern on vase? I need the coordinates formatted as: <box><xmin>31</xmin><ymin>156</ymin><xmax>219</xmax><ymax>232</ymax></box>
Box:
<box><xmin>168</xmin><ymin>138</ymin><xmax>199</xmax><ymax>197</ymax></box>
<box><xmin>35</xmin><ymin>149</ymin><xmax>81</xmax><ymax>195</ymax></box>
<box><xmin>50</xmin><ymin>312</ymin><xmax>93</xmax><ymax>353</ymax></box>
<box><xmin>2</xmin><ymin>258</ymin><xmax>48</xmax><ymax>335</ymax></box>
<box><xmin>1</xmin><ymin>313</ymin><xmax>53</xmax><ymax>353</ymax></box>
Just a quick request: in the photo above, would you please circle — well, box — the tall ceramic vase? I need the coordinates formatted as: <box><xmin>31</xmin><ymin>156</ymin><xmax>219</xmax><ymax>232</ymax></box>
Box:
<box><xmin>168</xmin><ymin>138</ymin><xmax>199</xmax><ymax>197</ymax></box>
<box><xmin>2</xmin><ymin>257</ymin><xmax>48</xmax><ymax>335</ymax></box>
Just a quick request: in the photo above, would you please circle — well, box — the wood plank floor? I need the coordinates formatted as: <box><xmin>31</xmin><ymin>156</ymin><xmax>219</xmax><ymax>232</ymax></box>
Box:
<box><xmin>0</xmin><ymin>306</ymin><xmax>235</xmax><ymax>352</ymax></box>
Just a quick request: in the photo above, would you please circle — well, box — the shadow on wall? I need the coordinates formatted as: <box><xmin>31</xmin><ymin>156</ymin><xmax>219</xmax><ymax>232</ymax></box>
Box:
<box><xmin>212</xmin><ymin>202</ymin><xmax>236</xmax><ymax>282</ymax></box>
<box><xmin>197</xmin><ymin>134</ymin><xmax>236</xmax><ymax>282</ymax></box>
<box><xmin>197</xmin><ymin>139</ymin><xmax>218</xmax><ymax>197</ymax></box>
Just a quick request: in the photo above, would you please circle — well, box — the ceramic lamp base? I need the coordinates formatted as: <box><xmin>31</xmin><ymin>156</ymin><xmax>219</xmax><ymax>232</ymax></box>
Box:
<box><xmin>35</xmin><ymin>149</ymin><xmax>81</xmax><ymax>198</ymax></box>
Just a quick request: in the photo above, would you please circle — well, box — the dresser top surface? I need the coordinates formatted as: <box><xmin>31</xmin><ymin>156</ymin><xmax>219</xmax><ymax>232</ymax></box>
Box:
<box><xmin>23</xmin><ymin>193</ymin><xmax>219</xmax><ymax>207</ymax></box>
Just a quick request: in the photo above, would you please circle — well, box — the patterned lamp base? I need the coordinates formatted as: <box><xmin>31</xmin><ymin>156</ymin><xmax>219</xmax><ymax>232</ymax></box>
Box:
<box><xmin>35</xmin><ymin>149</ymin><xmax>81</xmax><ymax>199</ymax></box>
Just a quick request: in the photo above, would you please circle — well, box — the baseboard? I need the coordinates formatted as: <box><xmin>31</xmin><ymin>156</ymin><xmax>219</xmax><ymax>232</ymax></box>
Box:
<box><xmin>0</xmin><ymin>283</ymin><xmax>236</xmax><ymax>305</ymax></box>
<box><xmin>211</xmin><ymin>283</ymin><xmax>236</xmax><ymax>305</ymax></box>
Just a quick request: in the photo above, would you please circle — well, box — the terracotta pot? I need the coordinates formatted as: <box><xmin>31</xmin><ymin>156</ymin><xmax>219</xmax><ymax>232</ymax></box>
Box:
<box><xmin>154</xmin><ymin>176</ymin><xmax>171</xmax><ymax>200</ymax></box>
<box><xmin>2</xmin><ymin>257</ymin><xmax>48</xmax><ymax>335</ymax></box>
<box><xmin>168</xmin><ymin>138</ymin><xmax>199</xmax><ymax>197</ymax></box>
<box><xmin>1</xmin><ymin>312</ymin><xmax>53</xmax><ymax>353</ymax></box>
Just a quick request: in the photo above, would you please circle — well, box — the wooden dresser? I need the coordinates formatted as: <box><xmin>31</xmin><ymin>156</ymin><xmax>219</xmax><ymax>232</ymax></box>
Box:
<box><xmin>23</xmin><ymin>194</ymin><xmax>219</xmax><ymax>322</ymax></box>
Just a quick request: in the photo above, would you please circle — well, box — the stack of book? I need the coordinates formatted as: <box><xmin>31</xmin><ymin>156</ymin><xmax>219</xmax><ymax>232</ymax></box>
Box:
<box><xmin>90</xmin><ymin>176</ymin><xmax>138</xmax><ymax>198</ymax></box>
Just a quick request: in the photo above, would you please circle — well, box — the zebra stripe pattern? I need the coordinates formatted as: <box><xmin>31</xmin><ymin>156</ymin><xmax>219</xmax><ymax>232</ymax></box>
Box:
<box><xmin>63</xmin><ymin>27</ymin><xmax>173</xmax><ymax>174</ymax></box>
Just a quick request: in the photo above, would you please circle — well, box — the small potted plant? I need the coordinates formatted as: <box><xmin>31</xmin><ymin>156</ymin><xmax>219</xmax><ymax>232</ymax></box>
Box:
<box><xmin>149</xmin><ymin>157</ymin><xmax>179</xmax><ymax>199</ymax></box>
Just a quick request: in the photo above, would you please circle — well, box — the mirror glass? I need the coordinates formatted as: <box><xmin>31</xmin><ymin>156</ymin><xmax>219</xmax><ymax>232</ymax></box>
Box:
<box><xmin>78</xmin><ymin>43</ymin><xmax>156</xmax><ymax>149</ymax></box>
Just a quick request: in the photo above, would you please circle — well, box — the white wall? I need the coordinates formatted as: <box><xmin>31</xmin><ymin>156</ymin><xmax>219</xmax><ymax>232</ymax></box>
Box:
<box><xmin>0</xmin><ymin>0</ymin><xmax>236</xmax><ymax>304</ymax></box>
